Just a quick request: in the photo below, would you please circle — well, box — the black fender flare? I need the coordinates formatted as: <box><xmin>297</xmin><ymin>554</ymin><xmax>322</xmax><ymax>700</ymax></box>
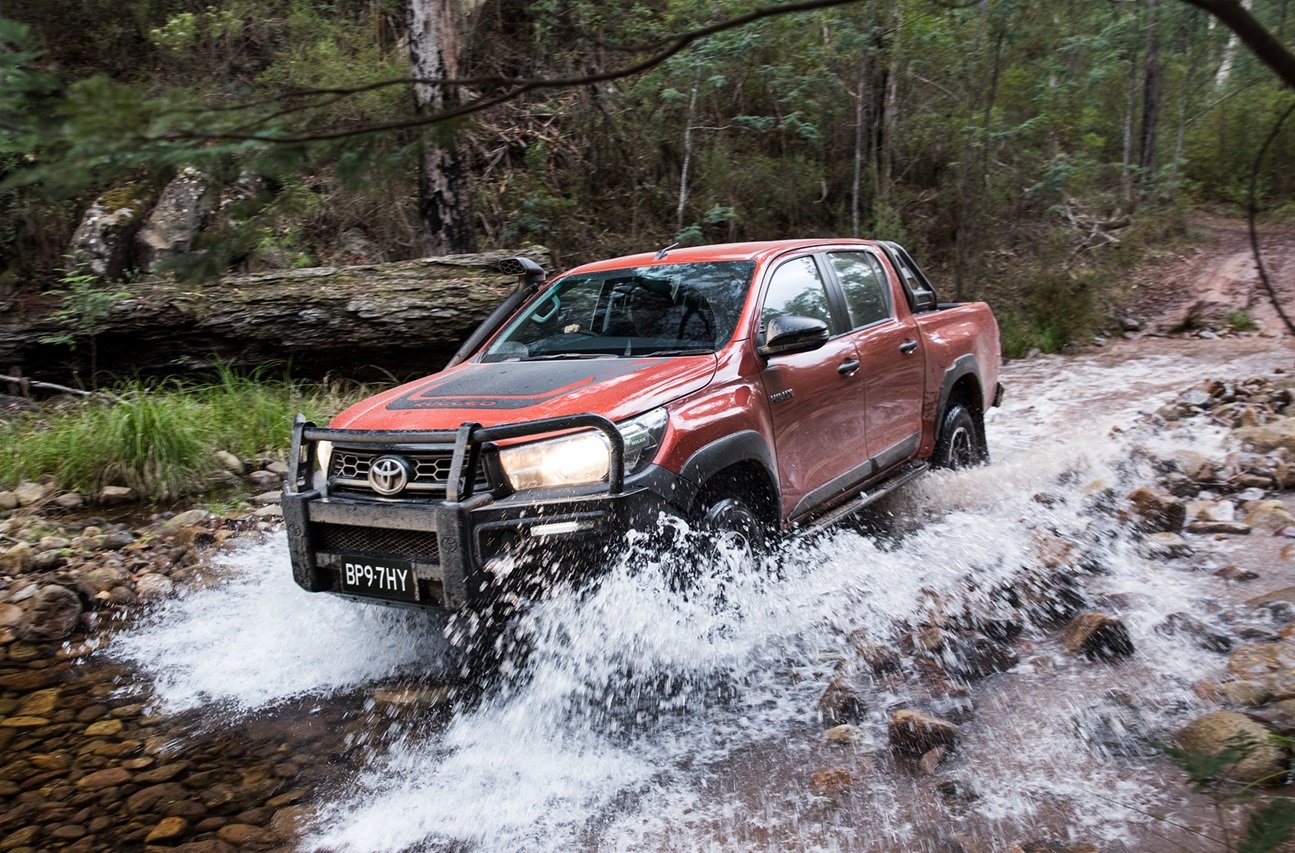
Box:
<box><xmin>677</xmin><ymin>429</ymin><xmax>780</xmax><ymax>515</ymax></box>
<box><xmin>936</xmin><ymin>354</ymin><xmax>984</xmax><ymax>421</ymax></box>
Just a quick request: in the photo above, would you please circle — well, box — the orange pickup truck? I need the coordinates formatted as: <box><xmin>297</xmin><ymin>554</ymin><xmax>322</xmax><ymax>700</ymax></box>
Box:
<box><xmin>283</xmin><ymin>239</ymin><xmax>1001</xmax><ymax>611</ymax></box>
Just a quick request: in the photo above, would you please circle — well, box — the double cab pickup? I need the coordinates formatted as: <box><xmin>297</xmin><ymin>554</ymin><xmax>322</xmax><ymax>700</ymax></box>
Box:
<box><xmin>283</xmin><ymin>239</ymin><xmax>1002</xmax><ymax>610</ymax></box>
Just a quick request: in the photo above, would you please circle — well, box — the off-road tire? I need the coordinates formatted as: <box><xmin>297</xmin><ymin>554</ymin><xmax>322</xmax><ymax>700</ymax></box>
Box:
<box><xmin>933</xmin><ymin>403</ymin><xmax>988</xmax><ymax>469</ymax></box>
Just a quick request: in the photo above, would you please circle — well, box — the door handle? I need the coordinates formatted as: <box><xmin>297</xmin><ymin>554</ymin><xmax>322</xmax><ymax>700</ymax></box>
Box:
<box><xmin>837</xmin><ymin>359</ymin><xmax>860</xmax><ymax>375</ymax></box>
<box><xmin>899</xmin><ymin>340</ymin><xmax>919</xmax><ymax>355</ymax></box>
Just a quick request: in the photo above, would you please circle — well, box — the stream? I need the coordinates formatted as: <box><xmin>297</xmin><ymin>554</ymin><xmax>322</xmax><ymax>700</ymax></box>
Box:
<box><xmin>14</xmin><ymin>335</ymin><xmax>1295</xmax><ymax>852</ymax></box>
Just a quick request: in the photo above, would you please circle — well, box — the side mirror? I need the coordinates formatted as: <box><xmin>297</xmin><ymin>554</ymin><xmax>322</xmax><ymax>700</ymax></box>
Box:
<box><xmin>759</xmin><ymin>315</ymin><xmax>830</xmax><ymax>357</ymax></box>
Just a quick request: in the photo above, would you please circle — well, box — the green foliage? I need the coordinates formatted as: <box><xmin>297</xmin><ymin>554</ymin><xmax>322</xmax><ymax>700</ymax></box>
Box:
<box><xmin>0</xmin><ymin>369</ymin><xmax>364</xmax><ymax>502</ymax></box>
<box><xmin>1228</xmin><ymin>310</ymin><xmax>1257</xmax><ymax>332</ymax></box>
<box><xmin>1161</xmin><ymin>733</ymin><xmax>1295</xmax><ymax>853</ymax></box>
<box><xmin>38</xmin><ymin>269</ymin><xmax>130</xmax><ymax>350</ymax></box>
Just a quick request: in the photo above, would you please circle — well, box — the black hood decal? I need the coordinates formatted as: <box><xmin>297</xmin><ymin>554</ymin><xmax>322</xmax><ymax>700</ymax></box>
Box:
<box><xmin>386</xmin><ymin>360</ymin><xmax>652</xmax><ymax>410</ymax></box>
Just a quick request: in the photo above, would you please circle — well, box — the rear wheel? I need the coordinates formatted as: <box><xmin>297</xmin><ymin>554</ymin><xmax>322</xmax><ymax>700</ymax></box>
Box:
<box><xmin>933</xmin><ymin>403</ymin><xmax>988</xmax><ymax>469</ymax></box>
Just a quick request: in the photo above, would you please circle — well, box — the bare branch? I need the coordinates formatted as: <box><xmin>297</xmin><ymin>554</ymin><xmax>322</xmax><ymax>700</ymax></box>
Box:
<box><xmin>152</xmin><ymin>0</ymin><xmax>871</xmax><ymax>145</ymax></box>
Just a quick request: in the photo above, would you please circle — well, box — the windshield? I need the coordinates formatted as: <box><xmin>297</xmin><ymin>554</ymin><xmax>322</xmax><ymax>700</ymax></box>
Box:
<box><xmin>480</xmin><ymin>261</ymin><xmax>756</xmax><ymax>361</ymax></box>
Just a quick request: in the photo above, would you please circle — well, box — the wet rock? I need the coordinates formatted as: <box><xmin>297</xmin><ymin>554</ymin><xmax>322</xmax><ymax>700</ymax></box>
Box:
<box><xmin>265</xmin><ymin>461</ymin><xmax>290</xmax><ymax>477</ymax></box>
<box><xmin>1245</xmin><ymin>501</ymin><xmax>1295</xmax><ymax>531</ymax></box>
<box><xmin>30</xmin><ymin>549</ymin><xmax>65</xmax><ymax>572</ymax></box>
<box><xmin>75</xmin><ymin>766</ymin><xmax>131</xmax><ymax>790</ymax></box>
<box><xmin>216</xmin><ymin>823</ymin><xmax>274</xmax><ymax>845</ymax></box>
<box><xmin>97</xmin><ymin>485</ymin><xmax>135</xmax><ymax>505</ymax></box>
<box><xmin>1176</xmin><ymin>711</ymin><xmax>1285</xmax><ymax>784</ymax></box>
<box><xmin>889</xmin><ymin>709</ymin><xmax>959</xmax><ymax>756</ymax></box>
<box><xmin>1</xmin><ymin>826</ymin><xmax>41</xmax><ymax>848</ymax></box>
<box><xmin>0</xmin><ymin>603</ymin><xmax>23</xmax><ymax>630</ymax></box>
<box><xmin>946</xmin><ymin>634</ymin><xmax>1020</xmax><ymax>679</ymax></box>
<box><xmin>14</xmin><ymin>481</ymin><xmax>53</xmax><ymax>506</ymax></box>
<box><xmin>1139</xmin><ymin>532</ymin><xmax>1194</xmax><ymax>559</ymax></box>
<box><xmin>0</xmin><ymin>542</ymin><xmax>32</xmax><ymax>574</ymax></box>
<box><xmin>1227</xmin><ymin>642</ymin><xmax>1295</xmax><ymax>679</ymax></box>
<box><xmin>127</xmin><ymin>782</ymin><xmax>188</xmax><ymax>814</ymax></box>
<box><xmin>1072</xmin><ymin>692</ymin><xmax>1159</xmax><ymax>757</ymax></box>
<box><xmin>808</xmin><ymin>767</ymin><xmax>854</xmax><ymax>797</ymax></box>
<box><xmin>146</xmin><ymin>815</ymin><xmax>189</xmax><ymax>844</ymax></box>
<box><xmin>17</xmin><ymin>689</ymin><xmax>60</xmax><ymax>717</ymax></box>
<box><xmin>160</xmin><ymin>509</ymin><xmax>214</xmax><ymax>534</ymax></box>
<box><xmin>1252</xmin><ymin>698</ymin><xmax>1295</xmax><ymax>734</ymax></box>
<box><xmin>17</xmin><ymin>585</ymin><xmax>82</xmax><ymax>641</ymax></box>
<box><xmin>1061</xmin><ymin>612</ymin><xmax>1134</xmax><ymax>661</ymax></box>
<box><xmin>1235</xmin><ymin>418</ymin><xmax>1295</xmax><ymax>453</ymax></box>
<box><xmin>135</xmin><ymin>574</ymin><xmax>175</xmax><ymax>600</ymax></box>
<box><xmin>251</xmin><ymin>490</ymin><xmax>281</xmax><ymax>507</ymax></box>
<box><xmin>817</xmin><ymin>675</ymin><xmax>866</xmax><ymax>726</ymax></box>
<box><xmin>102</xmin><ymin>530</ymin><xmax>136</xmax><ymax>550</ymax></box>
<box><xmin>1008</xmin><ymin>842</ymin><xmax>1099</xmax><ymax>853</ymax></box>
<box><xmin>1218</xmin><ymin>679</ymin><xmax>1272</xmax><ymax>706</ymax></box>
<box><xmin>1186</xmin><ymin>521</ymin><xmax>1252</xmax><ymax>535</ymax></box>
<box><xmin>84</xmin><ymin>719</ymin><xmax>123</xmax><ymax>737</ymax></box>
<box><xmin>1124</xmin><ymin>487</ymin><xmax>1186</xmax><ymax>533</ymax></box>
<box><xmin>1</xmin><ymin>714</ymin><xmax>49</xmax><ymax>727</ymax></box>
<box><xmin>824</xmin><ymin>724</ymin><xmax>865</xmax><ymax>745</ymax></box>
<box><xmin>1156</xmin><ymin>613</ymin><xmax>1232</xmax><ymax>653</ymax></box>
<box><xmin>919</xmin><ymin>746</ymin><xmax>949</xmax><ymax>774</ymax></box>
<box><xmin>372</xmin><ymin>686</ymin><xmax>452</xmax><ymax>710</ymax></box>
<box><xmin>80</xmin><ymin>565</ymin><xmax>129</xmax><ymax>595</ymax></box>
<box><xmin>252</xmin><ymin>505</ymin><xmax>283</xmax><ymax>519</ymax></box>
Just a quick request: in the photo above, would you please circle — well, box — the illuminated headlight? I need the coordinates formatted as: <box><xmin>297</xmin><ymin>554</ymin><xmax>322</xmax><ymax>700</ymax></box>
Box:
<box><xmin>499</xmin><ymin>409</ymin><xmax>669</xmax><ymax>491</ymax></box>
<box><xmin>311</xmin><ymin>440</ymin><xmax>334</xmax><ymax>490</ymax></box>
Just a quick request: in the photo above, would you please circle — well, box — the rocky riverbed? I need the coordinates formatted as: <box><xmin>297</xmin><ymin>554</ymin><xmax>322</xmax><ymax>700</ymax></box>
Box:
<box><xmin>2</xmin><ymin>335</ymin><xmax>1295</xmax><ymax>852</ymax></box>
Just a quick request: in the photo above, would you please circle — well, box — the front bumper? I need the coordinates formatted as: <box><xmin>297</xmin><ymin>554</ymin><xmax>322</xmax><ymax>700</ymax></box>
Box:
<box><xmin>283</xmin><ymin>414</ymin><xmax>686</xmax><ymax>611</ymax></box>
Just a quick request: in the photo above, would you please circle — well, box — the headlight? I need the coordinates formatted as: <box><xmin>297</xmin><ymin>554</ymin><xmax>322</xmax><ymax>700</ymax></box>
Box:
<box><xmin>499</xmin><ymin>409</ymin><xmax>669</xmax><ymax>491</ymax></box>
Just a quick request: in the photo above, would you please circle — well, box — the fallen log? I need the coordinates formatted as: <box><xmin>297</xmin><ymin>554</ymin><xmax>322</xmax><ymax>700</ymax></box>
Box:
<box><xmin>1</xmin><ymin>246</ymin><xmax>551</xmax><ymax>382</ymax></box>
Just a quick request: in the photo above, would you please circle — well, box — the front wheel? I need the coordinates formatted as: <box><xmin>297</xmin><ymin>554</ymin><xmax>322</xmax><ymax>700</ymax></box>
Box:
<box><xmin>933</xmin><ymin>403</ymin><xmax>988</xmax><ymax>469</ymax></box>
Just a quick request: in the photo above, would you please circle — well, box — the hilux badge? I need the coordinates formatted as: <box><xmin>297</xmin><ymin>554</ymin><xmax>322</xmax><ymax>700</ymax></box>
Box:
<box><xmin>368</xmin><ymin>455</ymin><xmax>412</xmax><ymax>496</ymax></box>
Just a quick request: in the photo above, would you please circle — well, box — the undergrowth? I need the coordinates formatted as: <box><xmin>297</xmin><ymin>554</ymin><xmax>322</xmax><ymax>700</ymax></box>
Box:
<box><xmin>0</xmin><ymin>367</ymin><xmax>365</xmax><ymax>502</ymax></box>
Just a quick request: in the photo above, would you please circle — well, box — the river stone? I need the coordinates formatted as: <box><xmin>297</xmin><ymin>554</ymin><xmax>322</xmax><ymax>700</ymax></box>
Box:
<box><xmin>265</xmin><ymin>460</ymin><xmax>290</xmax><ymax>476</ymax></box>
<box><xmin>825</xmin><ymin>724</ymin><xmax>865</xmax><ymax>745</ymax></box>
<box><xmin>1</xmin><ymin>826</ymin><xmax>40</xmax><ymax>848</ymax></box>
<box><xmin>127</xmin><ymin>781</ymin><xmax>188</xmax><ymax>813</ymax></box>
<box><xmin>102</xmin><ymin>530</ymin><xmax>135</xmax><ymax>550</ymax></box>
<box><xmin>146</xmin><ymin>815</ymin><xmax>189</xmax><ymax>843</ymax></box>
<box><xmin>1176</xmin><ymin>711</ymin><xmax>1285</xmax><ymax>784</ymax></box>
<box><xmin>1245</xmin><ymin>501</ymin><xmax>1295</xmax><ymax>531</ymax></box>
<box><xmin>1139</xmin><ymin>532</ymin><xmax>1194</xmax><ymax>559</ymax></box>
<box><xmin>251</xmin><ymin>490</ymin><xmax>281</xmax><ymax>506</ymax></box>
<box><xmin>216</xmin><ymin>823</ymin><xmax>274</xmax><ymax>845</ymax></box>
<box><xmin>889</xmin><ymin>709</ymin><xmax>959</xmax><ymax>756</ymax></box>
<box><xmin>1187</xmin><ymin>521</ymin><xmax>1252</xmax><ymax>535</ymax></box>
<box><xmin>1124</xmin><ymin>487</ymin><xmax>1186</xmax><ymax>533</ymax></box>
<box><xmin>215</xmin><ymin>451</ymin><xmax>244</xmax><ymax>474</ymax></box>
<box><xmin>0</xmin><ymin>603</ymin><xmax>22</xmax><ymax>628</ymax></box>
<box><xmin>809</xmin><ymin>767</ymin><xmax>854</xmax><ymax>797</ymax></box>
<box><xmin>14</xmin><ymin>481</ymin><xmax>52</xmax><ymax>506</ymax></box>
<box><xmin>1227</xmin><ymin>643</ymin><xmax>1295</xmax><ymax>679</ymax></box>
<box><xmin>1061</xmin><ymin>612</ymin><xmax>1134</xmax><ymax>661</ymax></box>
<box><xmin>0</xmin><ymin>543</ymin><xmax>33</xmax><ymax>574</ymax></box>
<box><xmin>97</xmin><ymin>485</ymin><xmax>134</xmax><ymax>505</ymax></box>
<box><xmin>85</xmin><ymin>718</ymin><xmax>124</xmax><ymax>737</ymax></box>
<box><xmin>247</xmin><ymin>470</ymin><xmax>279</xmax><ymax>488</ymax></box>
<box><xmin>159</xmin><ymin>509</ymin><xmax>213</xmax><ymax>534</ymax></box>
<box><xmin>1235</xmin><ymin>418</ymin><xmax>1295</xmax><ymax>452</ymax></box>
<box><xmin>80</xmin><ymin>566</ymin><xmax>129</xmax><ymax>594</ymax></box>
<box><xmin>76</xmin><ymin>766</ymin><xmax>131</xmax><ymax>790</ymax></box>
<box><xmin>134</xmin><ymin>574</ymin><xmax>175</xmax><ymax>599</ymax></box>
<box><xmin>0</xmin><ymin>715</ymin><xmax>49</xmax><ymax>728</ymax></box>
<box><xmin>53</xmin><ymin>492</ymin><xmax>84</xmax><ymax>510</ymax></box>
<box><xmin>17</xmin><ymin>586</ymin><xmax>82</xmax><ymax>642</ymax></box>
<box><xmin>0</xmin><ymin>491</ymin><xmax>17</xmax><ymax>510</ymax></box>
<box><xmin>16</xmin><ymin>689</ymin><xmax>59</xmax><ymax>717</ymax></box>
<box><xmin>372</xmin><ymin>686</ymin><xmax>452</xmax><ymax>710</ymax></box>
<box><xmin>30</xmin><ymin>549</ymin><xmax>64</xmax><ymax>572</ymax></box>
<box><xmin>817</xmin><ymin>675</ymin><xmax>866</xmax><ymax>726</ymax></box>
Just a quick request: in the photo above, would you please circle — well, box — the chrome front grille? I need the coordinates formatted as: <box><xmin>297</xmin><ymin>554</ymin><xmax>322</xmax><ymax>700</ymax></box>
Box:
<box><xmin>328</xmin><ymin>447</ymin><xmax>488</xmax><ymax>498</ymax></box>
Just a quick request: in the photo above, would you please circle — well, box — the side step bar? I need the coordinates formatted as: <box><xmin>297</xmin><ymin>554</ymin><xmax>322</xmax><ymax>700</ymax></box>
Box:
<box><xmin>797</xmin><ymin>462</ymin><xmax>929</xmax><ymax>535</ymax></box>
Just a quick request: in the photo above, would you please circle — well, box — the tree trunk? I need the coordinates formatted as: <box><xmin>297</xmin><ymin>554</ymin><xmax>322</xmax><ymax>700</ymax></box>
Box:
<box><xmin>676</xmin><ymin>83</ymin><xmax>699</xmax><ymax>233</ymax></box>
<box><xmin>1</xmin><ymin>248</ymin><xmax>551</xmax><ymax>383</ymax></box>
<box><xmin>408</xmin><ymin>0</ymin><xmax>477</xmax><ymax>255</ymax></box>
<box><xmin>1139</xmin><ymin>0</ymin><xmax>1163</xmax><ymax>197</ymax></box>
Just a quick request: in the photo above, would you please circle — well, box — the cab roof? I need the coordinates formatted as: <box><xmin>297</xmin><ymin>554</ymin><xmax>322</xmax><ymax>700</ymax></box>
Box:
<box><xmin>559</xmin><ymin>238</ymin><xmax>882</xmax><ymax>277</ymax></box>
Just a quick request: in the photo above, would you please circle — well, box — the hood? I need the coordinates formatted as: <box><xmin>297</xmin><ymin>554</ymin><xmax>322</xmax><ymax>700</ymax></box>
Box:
<box><xmin>330</xmin><ymin>355</ymin><xmax>717</xmax><ymax>431</ymax></box>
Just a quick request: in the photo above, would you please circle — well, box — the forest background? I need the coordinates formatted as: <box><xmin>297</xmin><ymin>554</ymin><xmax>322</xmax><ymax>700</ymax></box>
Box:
<box><xmin>2</xmin><ymin>0</ymin><xmax>1294</xmax><ymax>365</ymax></box>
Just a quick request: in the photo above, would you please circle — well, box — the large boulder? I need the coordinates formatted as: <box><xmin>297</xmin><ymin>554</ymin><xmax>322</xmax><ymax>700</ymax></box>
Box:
<box><xmin>1176</xmin><ymin>711</ymin><xmax>1286</xmax><ymax>784</ymax></box>
<box><xmin>135</xmin><ymin>167</ymin><xmax>211</xmax><ymax>270</ymax></box>
<box><xmin>66</xmin><ymin>185</ymin><xmax>151</xmax><ymax>278</ymax></box>
<box><xmin>889</xmin><ymin>709</ymin><xmax>959</xmax><ymax>756</ymax></box>
<box><xmin>1235</xmin><ymin>418</ymin><xmax>1295</xmax><ymax>453</ymax></box>
<box><xmin>1061</xmin><ymin>612</ymin><xmax>1135</xmax><ymax>661</ymax></box>
<box><xmin>17</xmin><ymin>585</ymin><xmax>83</xmax><ymax>641</ymax></box>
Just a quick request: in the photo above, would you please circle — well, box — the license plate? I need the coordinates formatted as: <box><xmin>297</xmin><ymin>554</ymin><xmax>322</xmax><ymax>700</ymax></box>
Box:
<box><xmin>338</xmin><ymin>557</ymin><xmax>418</xmax><ymax>603</ymax></box>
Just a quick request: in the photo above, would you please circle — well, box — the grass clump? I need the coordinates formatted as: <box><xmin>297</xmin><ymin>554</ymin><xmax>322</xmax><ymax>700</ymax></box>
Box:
<box><xmin>0</xmin><ymin>368</ymin><xmax>364</xmax><ymax>502</ymax></box>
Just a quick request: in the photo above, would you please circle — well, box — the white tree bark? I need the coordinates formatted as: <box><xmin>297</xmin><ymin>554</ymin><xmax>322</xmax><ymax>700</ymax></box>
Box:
<box><xmin>1214</xmin><ymin>0</ymin><xmax>1255</xmax><ymax>87</ymax></box>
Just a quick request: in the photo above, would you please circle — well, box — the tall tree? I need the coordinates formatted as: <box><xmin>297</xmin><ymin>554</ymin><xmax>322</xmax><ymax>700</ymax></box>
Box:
<box><xmin>407</xmin><ymin>0</ymin><xmax>477</xmax><ymax>255</ymax></box>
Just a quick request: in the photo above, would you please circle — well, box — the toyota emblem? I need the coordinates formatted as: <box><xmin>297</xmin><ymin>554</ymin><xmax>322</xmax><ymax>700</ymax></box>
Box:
<box><xmin>368</xmin><ymin>455</ymin><xmax>412</xmax><ymax>496</ymax></box>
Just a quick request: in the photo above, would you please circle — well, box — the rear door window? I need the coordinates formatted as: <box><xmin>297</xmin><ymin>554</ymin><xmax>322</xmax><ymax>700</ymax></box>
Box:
<box><xmin>827</xmin><ymin>251</ymin><xmax>891</xmax><ymax>329</ymax></box>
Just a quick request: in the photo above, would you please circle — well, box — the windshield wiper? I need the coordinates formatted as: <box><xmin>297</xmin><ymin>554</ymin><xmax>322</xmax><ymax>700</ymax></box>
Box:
<box><xmin>524</xmin><ymin>352</ymin><xmax>615</xmax><ymax>361</ymax></box>
<box><xmin>640</xmin><ymin>348</ymin><xmax>714</xmax><ymax>356</ymax></box>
